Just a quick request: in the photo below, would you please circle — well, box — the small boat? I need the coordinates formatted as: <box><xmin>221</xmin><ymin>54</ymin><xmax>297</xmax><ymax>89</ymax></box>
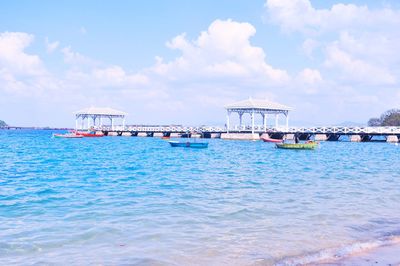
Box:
<box><xmin>75</xmin><ymin>131</ymin><xmax>104</xmax><ymax>137</ymax></box>
<box><xmin>161</xmin><ymin>136</ymin><xmax>170</xmax><ymax>140</ymax></box>
<box><xmin>53</xmin><ymin>133</ymin><xmax>83</xmax><ymax>139</ymax></box>
<box><xmin>261</xmin><ymin>136</ymin><xmax>283</xmax><ymax>143</ymax></box>
<box><xmin>169</xmin><ymin>141</ymin><xmax>208</xmax><ymax>148</ymax></box>
<box><xmin>276</xmin><ymin>141</ymin><xmax>318</xmax><ymax>150</ymax></box>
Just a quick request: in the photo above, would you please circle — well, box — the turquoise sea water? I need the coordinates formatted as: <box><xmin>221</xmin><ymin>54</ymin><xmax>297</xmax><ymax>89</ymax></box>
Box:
<box><xmin>0</xmin><ymin>130</ymin><xmax>399</xmax><ymax>265</ymax></box>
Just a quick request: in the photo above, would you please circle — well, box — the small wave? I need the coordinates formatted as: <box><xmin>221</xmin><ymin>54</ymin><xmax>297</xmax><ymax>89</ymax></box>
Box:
<box><xmin>275</xmin><ymin>235</ymin><xmax>400</xmax><ymax>265</ymax></box>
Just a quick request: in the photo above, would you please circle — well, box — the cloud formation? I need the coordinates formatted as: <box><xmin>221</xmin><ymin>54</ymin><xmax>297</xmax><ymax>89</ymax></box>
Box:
<box><xmin>2</xmin><ymin>6</ymin><xmax>400</xmax><ymax>127</ymax></box>
<box><xmin>265</xmin><ymin>0</ymin><xmax>400</xmax><ymax>91</ymax></box>
<box><xmin>0</xmin><ymin>32</ymin><xmax>46</xmax><ymax>76</ymax></box>
<box><xmin>153</xmin><ymin>19</ymin><xmax>289</xmax><ymax>86</ymax></box>
<box><xmin>3</xmin><ymin>19</ymin><xmax>293</xmax><ymax>122</ymax></box>
<box><xmin>265</xmin><ymin>0</ymin><xmax>400</xmax><ymax>34</ymax></box>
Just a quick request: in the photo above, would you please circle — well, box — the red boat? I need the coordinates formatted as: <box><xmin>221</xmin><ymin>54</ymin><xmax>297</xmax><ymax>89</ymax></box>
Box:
<box><xmin>75</xmin><ymin>131</ymin><xmax>104</xmax><ymax>137</ymax></box>
<box><xmin>261</xmin><ymin>136</ymin><xmax>283</xmax><ymax>143</ymax></box>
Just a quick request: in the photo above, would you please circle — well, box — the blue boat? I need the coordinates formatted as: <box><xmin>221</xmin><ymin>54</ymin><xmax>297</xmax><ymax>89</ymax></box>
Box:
<box><xmin>169</xmin><ymin>141</ymin><xmax>208</xmax><ymax>148</ymax></box>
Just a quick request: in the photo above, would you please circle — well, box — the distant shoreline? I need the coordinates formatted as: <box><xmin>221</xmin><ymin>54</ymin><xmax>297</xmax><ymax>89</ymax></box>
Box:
<box><xmin>0</xmin><ymin>127</ymin><xmax>73</xmax><ymax>130</ymax></box>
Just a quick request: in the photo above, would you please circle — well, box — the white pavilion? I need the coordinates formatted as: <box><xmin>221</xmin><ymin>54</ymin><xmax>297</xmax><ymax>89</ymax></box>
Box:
<box><xmin>74</xmin><ymin>107</ymin><xmax>127</xmax><ymax>130</ymax></box>
<box><xmin>224</xmin><ymin>98</ymin><xmax>292</xmax><ymax>133</ymax></box>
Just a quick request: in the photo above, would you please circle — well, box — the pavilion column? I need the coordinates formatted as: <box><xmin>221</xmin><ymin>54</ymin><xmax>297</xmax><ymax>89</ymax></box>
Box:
<box><xmin>239</xmin><ymin>113</ymin><xmax>243</xmax><ymax>131</ymax></box>
<box><xmin>100</xmin><ymin>117</ymin><xmax>103</xmax><ymax>128</ymax></box>
<box><xmin>75</xmin><ymin>116</ymin><xmax>78</xmax><ymax>130</ymax></box>
<box><xmin>122</xmin><ymin>117</ymin><xmax>126</xmax><ymax>129</ymax></box>
<box><xmin>81</xmin><ymin>117</ymin><xmax>84</xmax><ymax>130</ymax></box>
<box><xmin>226</xmin><ymin>111</ymin><xmax>231</xmax><ymax>133</ymax></box>
<box><xmin>263</xmin><ymin>113</ymin><xmax>267</xmax><ymax>132</ymax></box>
<box><xmin>285</xmin><ymin>113</ymin><xmax>289</xmax><ymax>131</ymax></box>
<box><xmin>251</xmin><ymin>109</ymin><xmax>255</xmax><ymax>134</ymax></box>
<box><xmin>275</xmin><ymin>114</ymin><xmax>278</xmax><ymax>129</ymax></box>
<box><xmin>111</xmin><ymin>118</ymin><xmax>114</xmax><ymax>130</ymax></box>
<box><xmin>87</xmin><ymin>116</ymin><xmax>90</xmax><ymax>130</ymax></box>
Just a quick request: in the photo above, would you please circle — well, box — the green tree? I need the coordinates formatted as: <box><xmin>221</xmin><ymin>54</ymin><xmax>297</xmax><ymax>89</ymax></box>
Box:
<box><xmin>368</xmin><ymin>109</ymin><xmax>400</xmax><ymax>126</ymax></box>
<box><xmin>380</xmin><ymin>109</ymin><xmax>400</xmax><ymax>126</ymax></box>
<box><xmin>368</xmin><ymin>117</ymin><xmax>381</xmax><ymax>126</ymax></box>
<box><xmin>0</xmin><ymin>120</ymin><xmax>7</xmax><ymax>127</ymax></box>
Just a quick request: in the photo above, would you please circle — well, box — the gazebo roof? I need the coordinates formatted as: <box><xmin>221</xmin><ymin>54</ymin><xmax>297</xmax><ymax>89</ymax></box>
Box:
<box><xmin>74</xmin><ymin>107</ymin><xmax>127</xmax><ymax>116</ymax></box>
<box><xmin>225</xmin><ymin>98</ymin><xmax>292</xmax><ymax>111</ymax></box>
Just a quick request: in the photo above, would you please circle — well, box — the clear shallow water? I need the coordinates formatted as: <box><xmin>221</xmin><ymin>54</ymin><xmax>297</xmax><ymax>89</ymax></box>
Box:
<box><xmin>0</xmin><ymin>130</ymin><xmax>399</xmax><ymax>265</ymax></box>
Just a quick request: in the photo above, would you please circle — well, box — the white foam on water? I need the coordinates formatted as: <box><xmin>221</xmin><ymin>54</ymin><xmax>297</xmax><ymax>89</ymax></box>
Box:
<box><xmin>275</xmin><ymin>235</ymin><xmax>400</xmax><ymax>265</ymax></box>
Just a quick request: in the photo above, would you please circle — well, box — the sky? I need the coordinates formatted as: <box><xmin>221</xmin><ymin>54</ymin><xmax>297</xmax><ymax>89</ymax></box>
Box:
<box><xmin>1</xmin><ymin>0</ymin><xmax>400</xmax><ymax>127</ymax></box>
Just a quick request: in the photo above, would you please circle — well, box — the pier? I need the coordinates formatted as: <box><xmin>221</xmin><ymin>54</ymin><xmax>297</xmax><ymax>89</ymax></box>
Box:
<box><xmin>100</xmin><ymin>125</ymin><xmax>400</xmax><ymax>143</ymax></box>
<box><xmin>70</xmin><ymin>101</ymin><xmax>400</xmax><ymax>143</ymax></box>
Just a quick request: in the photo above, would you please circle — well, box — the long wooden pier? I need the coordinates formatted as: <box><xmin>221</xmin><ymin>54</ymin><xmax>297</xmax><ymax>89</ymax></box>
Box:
<box><xmin>101</xmin><ymin>125</ymin><xmax>400</xmax><ymax>142</ymax></box>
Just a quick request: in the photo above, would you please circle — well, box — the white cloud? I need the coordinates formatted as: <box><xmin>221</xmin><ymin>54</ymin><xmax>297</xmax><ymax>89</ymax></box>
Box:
<box><xmin>61</xmin><ymin>46</ymin><xmax>98</xmax><ymax>66</ymax></box>
<box><xmin>265</xmin><ymin>0</ymin><xmax>400</xmax><ymax>34</ymax></box>
<box><xmin>0</xmin><ymin>32</ymin><xmax>46</xmax><ymax>76</ymax></box>
<box><xmin>155</xmin><ymin>19</ymin><xmax>290</xmax><ymax>85</ymax></box>
<box><xmin>45</xmin><ymin>37</ymin><xmax>59</xmax><ymax>53</ymax></box>
<box><xmin>0</xmin><ymin>32</ymin><xmax>59</xmax><ymax>98</ymax></box>
<box><xmin>297</xmin><ymin>68</ymin><xmax>322</xmax><ymax>85</ymax></box>
<box><xmin>301</xmin><ymin>38</ymin><xmax>319</xmax><ymax>58</ymax></box>
<box><xmin>265</xmin><ymin>0</ymin><xmax>400</xmax><ymax>89</ymax></box>
<box><xmin>0</xmin><ymin>68</ymin><xmax>26</xmax><ymax>93</ymax></box>
<box><xmin>293</xmin><ymin>68</ymin><xmax>323</xmax><ymax>95</ymax></box>
<box><xmin>92</xmin><ymin>66</ymin><xmax>148</xmax><ymax>87</ymax></box>
<box><xmin>324</xmin><ymin>44</ymin><xmax>396</xmax><ymax>85</ymax></box>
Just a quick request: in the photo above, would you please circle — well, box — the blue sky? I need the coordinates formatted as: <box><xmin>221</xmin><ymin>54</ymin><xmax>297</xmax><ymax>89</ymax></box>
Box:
<box><xmin>1</xmin><ymin>0</ymin><xmax>400</xmax><ymax>127</ymax></box>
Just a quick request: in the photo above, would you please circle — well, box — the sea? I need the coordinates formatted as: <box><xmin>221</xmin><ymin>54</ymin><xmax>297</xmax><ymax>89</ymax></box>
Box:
<box><xmin>0</xmin><ymin>129</ymin><xmax>399</xmax><ymax>265</ymax></box>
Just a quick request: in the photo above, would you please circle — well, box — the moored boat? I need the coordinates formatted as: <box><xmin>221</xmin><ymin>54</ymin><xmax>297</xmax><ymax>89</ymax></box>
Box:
<box><xmin>276</xmin><ymin>141</ymin><xmax>318</xmax><ymax>150</ymax></box>
<box><xmin>261</xmin><ymin>136</ymin><xmax>283</xmax><ymax>143</ymax></box>
<box><xmin>169</xmin><ymin>141</ymin><xmax>208</xmax><ymax>148</ymax></box>
<box><xmin>75</xmin><ymin>131</ymin><xmax>104</xmax><ymax>137</ymax></box>
<box><xmin>53</xmin><ymin>133</ymin><xmax>83</xmax><ymax>138</ymax></box>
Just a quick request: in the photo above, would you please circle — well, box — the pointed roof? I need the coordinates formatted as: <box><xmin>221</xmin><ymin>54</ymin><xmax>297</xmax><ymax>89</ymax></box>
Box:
<box><xmin>74</xmin><ymin>107</ymin><xmax>127</xmax><ymax>116</ymax></box>
<box><xmin>225</xmin><ymin>98</ymin><xmax>292</xmax><ymax>111</ymax></box>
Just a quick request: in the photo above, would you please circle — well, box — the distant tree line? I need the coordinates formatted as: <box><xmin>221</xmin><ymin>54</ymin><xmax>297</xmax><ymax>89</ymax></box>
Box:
<box><xmin>0</xmin><ymin>120</ymin><xmax>7</xmax><ymax>127</ymax></box>
<box><xmin>368</xmin><ymin>109</ymin><xmax>400</xmax><ymax>126</ymax></box>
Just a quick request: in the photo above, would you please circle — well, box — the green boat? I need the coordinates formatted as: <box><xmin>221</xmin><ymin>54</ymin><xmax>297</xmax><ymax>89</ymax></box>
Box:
<box><xmin>276</xmin><ymin>142</ymin><xmax>318</xmax><ymax>150</ymax></box>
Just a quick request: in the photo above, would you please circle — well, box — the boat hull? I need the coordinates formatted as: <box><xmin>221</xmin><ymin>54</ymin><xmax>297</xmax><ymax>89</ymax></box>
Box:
<box><xmin>53</xmin><ymin>133</ymin><xmax>83</xmax><ymax>139</ymax></box>
<box><xmin>75</xmin><ymin>132</ymin><xmax>104</xmax><ymax>137</ymax></box>
<box><xmin>169</xmin><ymin>141</ymin><xmax>208</xmax><ymax>148</ymax></box>
<box><xmin>261</xmin><ymin>136</ymin><xmax>283</xmax><ymax>143</ymax></box>
<box><xmin>276</xmin><ymin>142</ymin><xmax>318</xmax><ymax>150</ymax></box>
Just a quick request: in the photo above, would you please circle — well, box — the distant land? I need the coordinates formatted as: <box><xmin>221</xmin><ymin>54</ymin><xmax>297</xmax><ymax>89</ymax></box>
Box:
<box><xmin>336</xmin><ymin>121</ymin><xmax>366</xmax><ymax>127</ymax></box>
<box><xmin>289</xmin><ymin>120</ymin><xmax>365</xmax><ymax>127</ymax></box>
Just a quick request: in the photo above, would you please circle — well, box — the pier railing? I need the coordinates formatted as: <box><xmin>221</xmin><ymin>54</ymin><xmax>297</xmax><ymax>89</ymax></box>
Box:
<box><xmin>272</xmin><ymin>126</ymin><xmax>400</xmax><ymax>134</ymax></box>
<box><xmin>99</xmin><ymin>125</ymin><xmax>400</xmax><ymax>135</ymax></box>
